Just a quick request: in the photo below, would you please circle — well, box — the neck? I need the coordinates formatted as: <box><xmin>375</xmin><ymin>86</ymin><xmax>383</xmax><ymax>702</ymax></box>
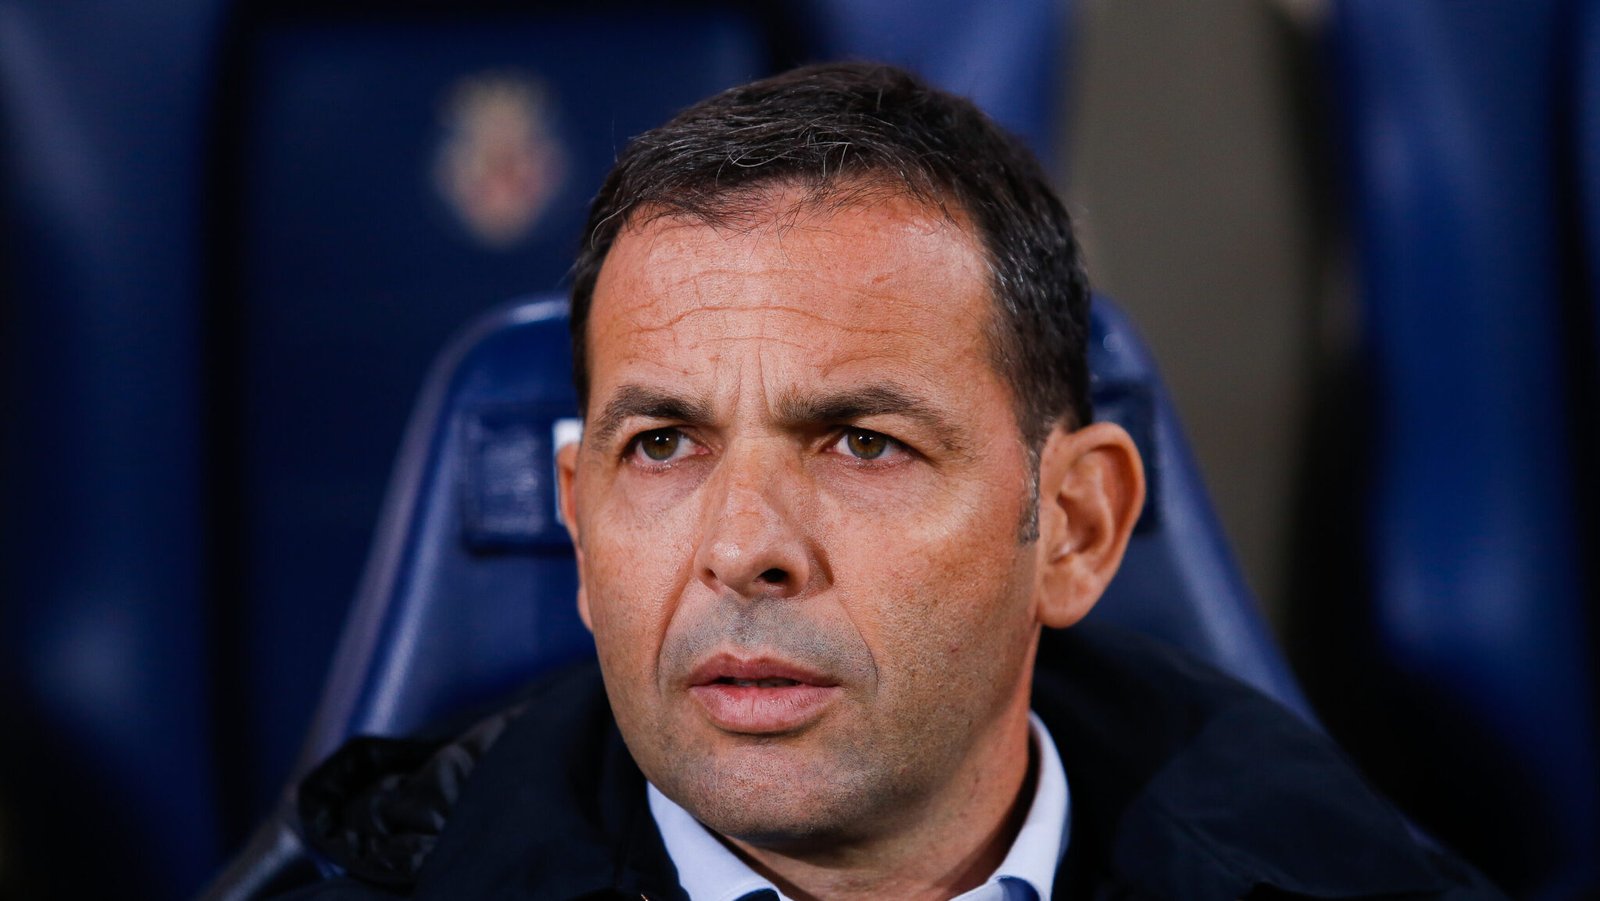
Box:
<box><xmin>724</xmin><ymin>699</ymin><xmax>1037</xmax><ymax>901</ymax></box>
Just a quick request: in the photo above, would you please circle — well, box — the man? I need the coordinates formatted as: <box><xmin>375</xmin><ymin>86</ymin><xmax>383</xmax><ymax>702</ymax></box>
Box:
<box><xmin>282</xmin><ymin>63</ymin><xmax>1502</xmax><ymax>899</ymax></box>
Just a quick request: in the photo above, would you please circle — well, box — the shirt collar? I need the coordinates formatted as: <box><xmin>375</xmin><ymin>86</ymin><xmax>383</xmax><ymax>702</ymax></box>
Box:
<box><xmin>647</xmin><ymin>782</ymin><xmax>776</xmax><ymax>901</ymax></box>
<box><xmin>647</xmin><ymin>712</ymin><xmax>1070</xmax><ymax>901</ymax></box>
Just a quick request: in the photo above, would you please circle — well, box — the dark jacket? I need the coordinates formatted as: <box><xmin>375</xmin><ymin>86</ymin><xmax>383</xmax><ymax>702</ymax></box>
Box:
<box><xmin>278</xmin><ymin>623</ymin><xmax>1505</xmax><ymax>900</ymax></box>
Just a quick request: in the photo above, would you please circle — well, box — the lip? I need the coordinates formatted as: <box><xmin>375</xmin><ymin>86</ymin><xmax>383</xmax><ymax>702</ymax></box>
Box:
<box><xmin>685</xmin><ymin>654</ymin><xmax>841</xmax><ymax>734</ymax></box>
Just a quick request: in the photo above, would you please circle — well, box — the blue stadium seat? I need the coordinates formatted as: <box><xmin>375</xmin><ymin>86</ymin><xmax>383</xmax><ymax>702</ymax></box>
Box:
<box><xmin>200</xmin><ymin>292</ymin><xmax>1311</xmax><ymax>897</ymax></box>
<box><xmin>1314</xmin><ymin>1</ymin><xmax>1600</xmax><ymax>894</ymax></box>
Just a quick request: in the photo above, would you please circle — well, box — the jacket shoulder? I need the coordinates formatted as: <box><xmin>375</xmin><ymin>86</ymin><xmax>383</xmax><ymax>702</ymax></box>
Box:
<box><xmin>288</xmin><ymin>660</ymin><xmax>616</xmax><ymax>894</ymax></box>
<box><xmin>1038</xmin><ymin>623</ymin><xmax>1506</xmax><ymax>900</ymax></box>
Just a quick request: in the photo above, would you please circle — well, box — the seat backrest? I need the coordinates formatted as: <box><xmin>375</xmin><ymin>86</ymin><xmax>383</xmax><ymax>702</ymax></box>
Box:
<box><xmin>303</xmin><ymin>298</ymin><xmax>591</xmax><ymax>765</ymax></box>
<box><xmin>202</xmin><ymin>292</ymin><xmax>1309</xmax><ymax>898</ymax></box>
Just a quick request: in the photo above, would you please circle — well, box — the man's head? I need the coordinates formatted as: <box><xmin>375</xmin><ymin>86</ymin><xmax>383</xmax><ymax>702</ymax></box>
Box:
<box><xmin>556</xmin><ymin>63</ymin><xmax>1143</xmax><ymax>884</ymax></box>
<box><xmin>571</xmin><ymin>62</ymin><xmax>1092</xmax><ymax>462</ymax></box>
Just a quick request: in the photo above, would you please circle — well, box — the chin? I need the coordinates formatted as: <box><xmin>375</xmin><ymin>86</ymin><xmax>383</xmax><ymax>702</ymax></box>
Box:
<box><xmin>686</xmin><ymin>785</ymin><xmax>857</xmax><ymax>850</ymax></box>
<box><xmin>661</xmin><ymin>742</ymin><xmax>888</xmax><ymax>849</ymax></box>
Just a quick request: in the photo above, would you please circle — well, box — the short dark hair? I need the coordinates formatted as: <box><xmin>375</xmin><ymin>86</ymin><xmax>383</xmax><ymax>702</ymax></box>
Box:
<box><xmin>570</xmin><ymin>61</ymin><xmax>1092</xmax><ymax>447</ymax></box>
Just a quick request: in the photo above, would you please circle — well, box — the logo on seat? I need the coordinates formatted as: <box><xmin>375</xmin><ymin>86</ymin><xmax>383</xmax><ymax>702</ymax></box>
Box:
<box><xmin>435</xmin><ymin>73</ymin><xmax>565</xmax><ymax>249</ymax></box>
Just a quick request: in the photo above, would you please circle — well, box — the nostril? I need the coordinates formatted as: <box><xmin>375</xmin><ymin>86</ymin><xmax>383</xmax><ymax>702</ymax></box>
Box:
<box><xmin>758</xmin><ymin>567</ymin><xmax>789</xmax><ymax>585</ymax></box>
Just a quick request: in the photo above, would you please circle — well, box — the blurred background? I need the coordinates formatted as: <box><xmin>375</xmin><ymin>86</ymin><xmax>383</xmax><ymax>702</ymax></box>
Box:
<box><xmin>1</xmin><ymin>0</ymin><xmax>1597</xmax><ymax>897</ymax></box>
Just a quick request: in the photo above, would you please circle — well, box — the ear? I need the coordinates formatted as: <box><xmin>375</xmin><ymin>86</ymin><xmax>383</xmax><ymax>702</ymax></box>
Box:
<box><xmin>555</xmin><ymin>440</ymin><xmax>593</xmax><ymax>631</ymax></box>
<box><xmin>1034</xmin><ymin>421</ymin><xmax>1146</xmax><ymax>629</ymax></box>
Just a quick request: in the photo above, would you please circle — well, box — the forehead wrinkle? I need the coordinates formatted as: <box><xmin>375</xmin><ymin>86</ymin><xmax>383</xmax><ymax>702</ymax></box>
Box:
<box><xmin>620</xmin><ymin>303</ymin><xmax>928</xmax><ymax>357</ymax></box>
<box><xmin>591</xmin><ymin>186</ymin><xmax>1003</xmax><ymax>431</ymax></box>
<box><xmin>623</xmin><ymin>211</ymin><xmax>977</xmax><ymax>290</ymax></box>
<box><xmin>817</xmin><ymin>333</ymin><xmax>994</xmax><ymax>398</ymax></box>
<box><xmin>694</xmin><ymin>334</ymin><xmax>816</xmax><ymax>355</ymax></box>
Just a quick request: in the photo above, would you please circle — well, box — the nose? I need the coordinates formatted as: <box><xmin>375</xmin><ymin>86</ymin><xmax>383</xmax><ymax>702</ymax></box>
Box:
<box><xmin>694</xmin><ymin>447</ymin><xmax>817</xmax><ymax>600</ymax></box>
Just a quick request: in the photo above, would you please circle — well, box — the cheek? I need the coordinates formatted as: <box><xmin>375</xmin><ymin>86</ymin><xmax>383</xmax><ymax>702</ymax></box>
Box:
<box><xmin>579</xmin><ymin>495</ymin><xmax>697</xmax><ymax>682</ymax></box>
<box><xmin>827</xmin><ymin>474</ymin><xmax>1037</xmax><ymax>690</ymax></box>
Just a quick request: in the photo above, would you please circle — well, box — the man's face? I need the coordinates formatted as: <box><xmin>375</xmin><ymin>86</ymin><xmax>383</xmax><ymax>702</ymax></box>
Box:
<box><xmin>560</xmin><ymin>188</ymin><xmax>1050</xmax><ymax>848</ymax></box>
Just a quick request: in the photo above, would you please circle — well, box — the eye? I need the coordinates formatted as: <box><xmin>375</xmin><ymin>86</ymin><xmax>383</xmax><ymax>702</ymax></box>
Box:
<box><xmin>628</xmin><ymin>428</ymin><xmax>696</xmax><ymax>465</ymax></box>
<box><xmin>831</xmin><ymin>428</ymin><xmax>902</xmax><ymax>461</ymax></box>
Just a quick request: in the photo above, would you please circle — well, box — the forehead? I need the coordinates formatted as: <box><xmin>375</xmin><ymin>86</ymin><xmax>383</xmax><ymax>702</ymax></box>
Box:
<box><xmin>586</xmin><ymin>190</ymin><xmax>1001</xmax><ymax>400</ymax></box>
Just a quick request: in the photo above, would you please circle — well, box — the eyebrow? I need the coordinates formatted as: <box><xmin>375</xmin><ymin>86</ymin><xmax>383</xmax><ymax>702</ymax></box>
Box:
<box><xmin>774</xmin><ymin>384</ymin><xmax>970</xmax><ymax>455</ymax></box>
<box><xmin>585</xmin><ymin>381</ymin><xmax>970</xmax><ymax>456</ymax></box>
<box><xmin>588</xmin><ymin>383</ymin><xmax>716</xmax><ymax>449</ymax></box>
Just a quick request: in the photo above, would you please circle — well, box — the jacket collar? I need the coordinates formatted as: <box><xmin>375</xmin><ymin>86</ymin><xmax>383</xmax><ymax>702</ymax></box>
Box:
<box><xmin>311</xmin><ymin>622</ymin><xmax>1460</xmax><ymax>900</ymax></box>
<box><xmin>406</xmin><ymin>663</ymin><xmax>685</xmax><ymax>901</ymax></box>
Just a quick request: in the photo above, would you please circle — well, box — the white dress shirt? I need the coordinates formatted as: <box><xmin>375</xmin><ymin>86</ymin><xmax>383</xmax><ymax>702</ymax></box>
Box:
<box><xmin>647</xmin><ymin>712</ymin><xmax>1070</xmax><ymax>901</ymax></box>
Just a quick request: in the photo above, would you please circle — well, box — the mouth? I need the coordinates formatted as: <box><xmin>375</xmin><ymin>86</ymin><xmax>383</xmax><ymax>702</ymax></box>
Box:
<box><xmin>713</xmin><ymin>676</ymin><xmax>807</xmax><ymax>689</ymax></box>
<box><xmin>686</xmin><ymin>655</ymin><xmax>841</xmax><ymax>735</ymax></box>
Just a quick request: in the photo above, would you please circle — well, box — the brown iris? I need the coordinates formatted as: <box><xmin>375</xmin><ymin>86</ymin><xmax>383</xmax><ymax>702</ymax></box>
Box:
<box><xmin>640</xmin><ymin>430</ymin><xmax>681</xmax><ymax>461</ymax></box>
<box><xmin>844</xmin><ymin>430</ymin><xmax>890</xmax><ymax>460</ymax></box>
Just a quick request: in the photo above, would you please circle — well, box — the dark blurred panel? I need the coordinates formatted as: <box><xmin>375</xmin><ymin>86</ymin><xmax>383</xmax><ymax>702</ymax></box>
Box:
<box><xmin>0</xmin><ymin>1</ymin><xmax>230</xmax><ymax>898</ymax></box>
<box><xmin>1291</xmin><ymin>1</ymin><xmax>1600</xmax><ymax>896</ymax></box>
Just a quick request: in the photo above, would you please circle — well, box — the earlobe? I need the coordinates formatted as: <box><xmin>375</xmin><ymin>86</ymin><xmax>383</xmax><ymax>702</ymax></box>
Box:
<box><xmin>575</xmin><ymin>584</ymin><xmax>592</xmax><ymax>631</ymax></box>
<box><xmin>1034</xmin><ymin>422</ymin><xmax>1146</xmax><ymax>629</ymax></box>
